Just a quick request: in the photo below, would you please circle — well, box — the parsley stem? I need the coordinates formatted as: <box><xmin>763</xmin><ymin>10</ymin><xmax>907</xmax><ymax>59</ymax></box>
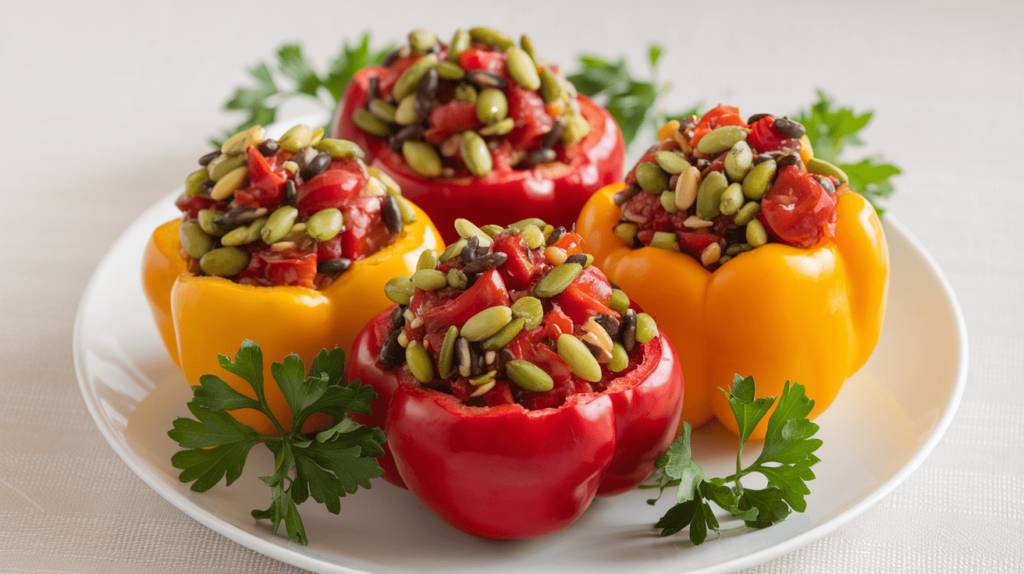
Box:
<box><xmin>734</xmin><ymin>442</ymin><xmax>745</xmax><ymax>496</ymax></box>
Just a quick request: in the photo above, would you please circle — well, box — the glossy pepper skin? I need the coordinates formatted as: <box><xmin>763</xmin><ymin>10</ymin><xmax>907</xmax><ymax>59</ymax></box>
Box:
<box><xmin>141</xmin><ymin>203</ymin><xmax>442</xmax><ymax>435</ymax></box>
<box><xmin>347</xmin><ymin>308</ymin><xmax>684</xmax><ymax>539</ymax></box>
<box><xmin>330</xmin><ymin>68</ymin><xmax>625</xmax><ymax>244</ymax></box>
<box><xmin>577</xmin><ymin>185</ymin><xmax>887</xmax><ymax>440</ymax></box>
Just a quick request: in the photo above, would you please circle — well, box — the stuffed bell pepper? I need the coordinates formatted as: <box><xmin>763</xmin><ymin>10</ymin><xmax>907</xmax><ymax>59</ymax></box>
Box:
<box><xmin>142</xmin><ymin>124</ymin><xmax>442</xmax><ymax>434</ymax></box>
<box><xmin>577</xmin><ymin>105</ymin><xmax>888</xmax><ymax>440</ymax></box>
<box><xmin>330</xmin><ymin>27</ymin><xmax>625</xmax><ymax>243</ymax></box>
<box><xmin>347</xmin><ymin>219</ymin><xmax>684</xmax><ymax>539</ymax></box>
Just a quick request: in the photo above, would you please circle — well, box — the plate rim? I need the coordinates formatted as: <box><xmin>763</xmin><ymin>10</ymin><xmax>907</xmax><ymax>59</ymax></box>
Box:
<box><xmin>73</xmin><ymin>194</ymin><xmax>969</xmax><ymax>574</ymax></box>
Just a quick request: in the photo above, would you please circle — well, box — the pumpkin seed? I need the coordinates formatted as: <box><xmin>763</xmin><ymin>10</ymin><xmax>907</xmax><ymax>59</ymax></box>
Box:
<box><xmin>394</xmin><ymin>95</ymin><xmax>420</xmax><ymax>126</ymax></box>
<box><xmin>221</xmin><ymin>125</ymin><xmax>265</xmax><ymax>156</ymax></box>
<box><xmin>469</xmin><ymin>370</ymin><xmax>497</xmax><ymax>387</ymax></box>
<box><xmin>368</xmin><ymin>99</ymin><xmax>398</xmax><ymax>123</ymax></box>
<box><xmin>438</xmin><ymin>326</ymin><xmax>459</xmax><ymax>378</ymax></box>
<box><xmin>278</xmin><ymin>124</ymin><xmax>313</xmax><ymax>152</ymax></box>
<box><xmin>402</xmin><ymin>141</ymin><xmax>442</xmax><ymax>177</ymax></box>
<box><xmin>511</xmin><ymin>296</ymin><xmax>543</xmax><ymax>329</ymax></box>
<box><xmin>468</xmin><ymin>27</ymin><xmax>514</xmax><ymax>51</ymax></box>
<box><xmin>683</xmin><ymin>215</ymin><xmax>714</xmax><ymax>229</ymax></box>
<box><xmin>475</xmin><ymin>88</ymin><xmax>508</xmax><ymax>124</ymax></box>
<box><xmin>395</xmin><ymin>195</ymin><xmax>417</xmax><ymax>224</ymax></box>
<box><xmin>726</xmin><ymin>243</ymin><xmax>752</xmax><ymax>256</ymax></box>
<box><xmin>695</xmin><ymin>170</ymin><xmax>729</xmax><ymax>220</ymax></box>
<box><xmin>610</xmin><ymin>289</ymin><xmax>630</xmax><ymax>314</ymax></box>
<box><xmin>207</xmin><ymin>152</ymin><xmax>246</xmax><ymax>182</ymax></box>
<box><xmin>405</xmin><ymin>341</ymin><xmax>434</xmax><ymax>383</ymax></box>
<box><xmin>245</xmin><ymin>218</ymin><xmax>266</xmax><ymax>243</ymax></box>
<box><xmin>305</xmin><ymin>208</ymin><xmax>343</xmax><ymax>242</ymax></box>
<box><xmin>561</xmin><ymin>113</ymin><xmax>590</xmax><ymax>146</ymax></box>
<box><xmin>454</xmin><ymin>84</ymin><xmax>478</xmax><ymax>103</ymax></box>
<box><xmin>635</xmin><ymin>313</ymin><xmax>657</xmax><ymax>343</ymax></box>
<box><xmin>538</xmin><ymin>67</ymin><xmax>562</xmax><ymax>103</ymax></box>
<box><xmin>447</xmin><ymin>29</ymin><xmax>471</xmax><ymax>62</ymax></box>
<box><xmin>447</xmin><ymin>268</ymin><xmax>468</xmax><ymax>289</ymax></box>
<box><xmin>384</xmin><ymin>276</ymin><xmax>415</xmax><ymax>305</ymax></box>
<box><xmin>746</xmin><ymin>219</ymin><xmax>768</xmax><ymax>247</ymax></box>
<box><xmin>655</xmin><ymin>150</ymin><xmax>690</xmax><ymax>174</ymax></box>
<box><xmin>636</xmin><ymin>162</ymin><xmax>670</xmax><ymax>193</ymax></box>
<box><xmin>197</xmin><ymin>209</ymin><xmax>227</xmax><ymax>237</ymax></box>
<box><xmin>178</xmin><ymin>220</ymin><xmax>213</xmax><ymax>259</ymax></box>
<box><xmin>479</xmin><ymin>117</ymin><xmax>515</xmax><ymax>136</ymax></box>
<box><xmin>506</xmin><ymin>47</ymin><xmax>540</xmax><ymax>90</ymax></box>
<box><xmin>733</xmin><ymin>201</ymin><xmax>762</xmax><ymax>226</ymax></box>
<box><xmin>719</xmin><ymin>183</ymin><xmax>744</xmax><ymax>216</ymax></box>
<box><xmin>461</xmin><ymin>306</ymin><xmax>513</xmax><ymax>341</ymax></box>
<box><xmin>506</xmin><ymin>359</ymin><xmax>554</xmax><ymax>392</ymax></box>
<box><xmin>393</xmin><ymin>54</ymin><xmax>438</xmax><ymax>102</ymax></box>
<box><xmin>460</xmin><ymin>131</ymin><xmax>492</xmax><ymax>176</ymax></box>
<box><xmin>220</xmin><ymin>225</ymin><xmax>250</xmax><ymax>247</ymax></box>
<box><xmin>650</xmin><ymin>231</ymin><xmax>679</xmax><ymax>251</ymax></box>
<box><xmin>742</xmin><ymin>159</ymin><xmax>776</xmax><ymax>200</ymax></box>
<box><xmin>675</xmin><ymin>166</ymin><xmax>700</xmax><ymax>211</ymax></box>
<box><xmin>520</xmin><ymin>225</ymin><xmax>545</xmax><ymax>249</ymax></box>
<box><xmin>434</xmin><ymin>60</ymin><xmax>465</xmax><ymax>81</ymax></box>
<box><xmin>482</xmin><ymin>317</ymin><xmax>525</xmax><ymax>351</ymax></box>
<box><xmin>313</xmin><ymin>138</ymin><xmax>364</xmax><ymax>160</ymax></box>
<box><xmin>697</xmin><ymin>125</ymin><xmax>748</xmax><ymax>155</ymax></box>
<box><xmin>210</xmin><ymin>170</ymin><xmax>245</xmax><ymax>203</ymax></box>
<box><xmin>660</xmin><ymin>191</ymin><xmax>679</xmax><ymax>214</ymax></box>
<box><xmin>199</xmin><ymin>247</ymin><xmax>250</xmax><ymax>277</ymax></box>
<box><xmin>260</xmin><ymin>206</ymin><xmax>298</xmax><ymax>244</ymax></box>
<box><xmin>509</xmin><ymin>217</ymin><xmax>547</xmax><ymax>232</ymax></box>
<box><xmin>454</xmin><ymin>218</ymin><xmax>493</xmax><ymax>246</ymax></box>
<box><xmin>408</xmin><ymin>29</ymin><xmax>436</xmax><ymax>54</ymax></box>
<box><xmin>417</xmin><ymin>249</ymin><xmax>437</xmax><ymax>271</ymax></box>
<box><xmin>614</xmin><ymin>223</ymin><xmax>637</xmax><ymax>245</ymax></box>
<box><xmin>367</xmin><ymin>166</ymin><xmax>401</xmax><ymax>195</ymax></box>
<box><xmin>557</xmin><ymin>334</ymin><xmax>602</xmax><ymax>383</ymax></box>
<box><xmin>609</xmin><ymin>342</ymin><xmax>628</xmax><ymax>372</ymax></box>
<box><xmin>533</xmin><ymin>263</ymin><xmax>582</xmax><ymax>298</ymax></box>
<box><xmin>520</xmin><ymin>34</ymin><xmax>536</xmax><ymax>60</ymax></box>
<box><xmin>439</xmin><ymin>238</ymin><xmax>467</xmax><ymax>262</ymax></box>
<box><xmin>806</xmin><ymin>157</ymin><xmax>849</xmax><ymax>184</ymax></box>
<box><xmin>724</xmin><ymin>140</ymin><xmax>753</xmax><ymax>182</ymax></box>
<box><xmin>185</xmin><ymin>168</ymin><xmax>209</xmax><ymax>197</ymax></box>
<box><xmin>353</xmin><ymin>108</ymin><xmax>393</xmax><ymax>136</ymax></box>
<box><xmin>480</xmin><ymin>224</ymin><xmax>504</xmax><ymax>237</ymax></box>
<box><xmin>310</xmin><ymin>127</ymin><xmax>325</xmax><ymax>147</ymax></box>
<box><xmin>413</xmin><ymin>269</ymin><xmax>448</xmax><ymax>291</ymax></box>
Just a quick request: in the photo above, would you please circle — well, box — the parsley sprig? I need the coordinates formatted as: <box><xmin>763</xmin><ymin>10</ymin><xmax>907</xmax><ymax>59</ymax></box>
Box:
<box><xmin>642</xmin><ymin>375</ymin><xmax>821</xmax><ymax>545</ymax></box>
<box><xmin>168</xmin><ymin>340</ymin><xmax>385</xmax><ymax>545</ymax></box>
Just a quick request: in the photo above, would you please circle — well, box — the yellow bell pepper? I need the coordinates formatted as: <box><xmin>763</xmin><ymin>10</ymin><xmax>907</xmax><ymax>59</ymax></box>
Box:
<box><xmin>577</xmin><ymin>185</ymin><xmax>887</xmax><ymax>440</ymax></box>
<box><xmin>142</xmin><ymin>203</ymin><xmax>441</xmax><ymax>434</ymax></box>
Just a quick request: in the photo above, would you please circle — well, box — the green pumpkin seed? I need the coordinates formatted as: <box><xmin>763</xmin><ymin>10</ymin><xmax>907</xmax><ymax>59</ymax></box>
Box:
<box><xmin>447</xmin><ymin>29</ymin><xmax>471</xmax><ymax>62</ymax></box>
<box><xmin>395</xmin><ymin>195</ymin><xmax>417</xmax><ymax>224</ymax></box>
<box><xmin>454</xmin><ymin>84</ymin><xmax>477</xmax><ymax>103</ymax></box>
<box><xmin>475</xmin><ymin>88</ymin><xmax>508</xmax><ymax>124</ymax></box>
<box><xmin>724</xmin><ymin>140</ymin><xmax>753</xmax><ymax>182</ymax></box>
<box><xmin>719</xmin><ymin>183</ymin><xmax>744</xmax><ymax>216</ymax></box>
<box><xmin>417</xmin><ymin>249</ymin><xmax>437</xmax><ymax>271</ymax></box>
<box><xmin>726</xmin><ymin>242</ymin><xmax>752</xmax><ymax>256</ymax></box>
<box><xmin>733</xmin><ymin>201</ymin><xmax>762</xmax><ymax>226</ymax></box>
<box><xmin>245</xmin><ymin>218</ymin><xmax>266</xmax><ymax>243</ymax></box>
<box><xmin>697</xmin><ymin>125</ymin><xmax>748</xmax><ymax>155</ymax></box>
<box><xmin>746</xmin><ymin>219</ymin><xmax>768</xmax><ymax>247</ymax></box>
<box><xmin>609</xmin><ymin>342</ymin><xmax>628</xmax><ymax>373</ymax></box>
<box><xmin>353</xmin><ymin>108</ymin><xmax>393</xmax><ymax>136</ymax></box>
<box><xmin>480</xmin><ymin>224</ymin><xmax>504</xmax><ymax>237</ymax></box>
<box><xmin>434</xmin><ymin>60</ymin><xmax>465</xmax><ymax>81</ymax></box>
<box><xmin>405</xmin><ymin>341</ymin><xmax>434</xmax><ymax>383</ymax></box>
<box><xmin>220</xmin><ymin>225</ymin><xmax>251</xmax><ymax>247</ymax></box>
<box><xmin>459</xmin><ymin>131</ymin><xmax>493</xmax><ymax>176</ymax></box>
<box><xmin>199</xmin><ymin>247</ymin><xmax>250</xmax><ymax>277</ymax></box>
<box><xmin>447</xmin><ymin>267</ymin><xmax>468</xmax><ymax>289</ymax></box>
<box><xmin>468</xmin><ymin>27</ymin><xmax>514</xmax><ymax>51</ymax></box>
<box><xmin>438</xmin><ymin>238</ymin><xmax>467</xmax><ymax>262</ymax></box>
<box><xmin>454</xmin><ymin>218</ymin><xmax>493</xmax><ymax>246</ymax></box>
<box><xmin>508</xmin><ymin>217</ymin><xmax>547</xmax><ymax>232</ymax></box>
<box><xmin>368</xmin><ymin>99</ymin><xmax>398</xmax><ymax>123</ymax></box>
<box><xmin>614</xmin><ymin>223</ymin><xmax>638</xmax><ymax>245</ymax></box>
<box><xmin>505</xmin><ymin>359</ymin><xmax>554</xmax><ymax>392</ymax></box>
<box><xmin>806</xmin><ymin>157</ymin><xmax>849</xmax><ymax>184</ymax></box>
<box><xmin>364</xmin><ymin>176</ymin><xmax>386</xmax><ymax>197</ymax></box>
<box><xmin>583</xmin><ymin>254</ymin><xmax>594</xmax><ymax>268</ymax></box>
<box><xmin>261</xmin><ymin>206</ymin><xmax>298</xmax><ymax>244</ymax></box>
<box><xmin>655</xmin><ymin>151</ymin><xmax>691</xmax><ymax>174</ymax></box>
<box><xmin>402</xmin><ymin>141</ymin><xmax>442</xmax><ymax>177</ymax></box>
<box><xmin>742</xmin><ymin>159</ymin><xmax>776</xmax><ymax>200</ymax></box>
<box><xmin>313</xmin><ymin>138</ymin><xmax>364</xmax><ymax>160</ymax></box>
<box><xmin>310</xmin><ymin>127</ymin><xmax>324</xmax><ymax>147</ymax></box>
<box><xmin>506</xmin><ymin>47</ymin><xmax>540</xmax><ymax>90</ymax></box>
<box><xmin>210</xmin><ymin>165</ymin><xmax>248</xmax><ymax>201</ymax></box>
<box><xmin>178</xmin><ymin>220</ymin><xmax>213</xmax><ymax>259</ymax></box>
<box><xmin>650</xmin><ymin>231</ymin><xmax>679</xmax><ymax>251</ymax></box>
<box><xmin>538</xmin><ymin>67</ymin><xmax>562</xmax><ymax>103</ymax></box>
<box><xmin>279</xmin><ymin>124</ymin><xmax>314</xmax><ymax>152</ymax></box>
<box><xmin>561</xmin><ymin>113</ymin><xmax>590</xmax><ymax>146</ymax></box>
<box><xmin>520</xmin><ymin>224</ymin><xmax>545</xmax><ymax>249</ymax></box>
<box><xmin>413</xmin><ymin>269</ymin><xmax>448</xmax><ymax>291</ymax></box>
<box><xmin>384</xmin><ymin>276</ymin><xmax>416</xmax><ymax>305</ymax></box>
<box><xmin>482</xmin><ymin>317</ymin><xmax>525</xmax><ymax>351</ymax></box>
<box><xmin>393</xmin><ymin>54</ymin><xmax>438</xmax><ymax>102</ymax></box>
<box><xmin>207</xmin><ymin>152</ymin><xmax>246</xmax><ymax>182</ymax></box>
<box><xmin>557</xmin><ymin>334</ymin><xmax>602</xmax><ymax>383</ymax></box>
<box><xmin>635</xmin><ymin>313</ymin><xmax>657</xmax><ymax>344</ymax></box>
<box><xmin>511</xmin><ymin>296</ymin><xmax>543</xmax><ymax>329</ymax></box>
<box><xmin>306</xmin><ymin>208</ymin><xmax>343</xmax><ymax>242</ymax></box>
<box><xmin>520</xmin><ymin>34</ymin><xmax>536</xmax><ymax>60</ymax></box>
<box><xmin>367</xmin><ymin>166</ymin><xmax>401</xmax><ymax>195</ymax></box>
<box><xmin>636</xmin><ymin>162</ymin><xmax>670</xmax><ymax>193</ymax></box>
<box><xmin>695</xmin><ymin>171</ymin><xmax>729</xmax><ymax>220</ymax></box>
<box><xmin>408</xmin><ymin>29</ymin><xmax>436</xmax><ymax>54</ymax></box>
<box><xmin>534</xmin><ymin>263</ymin><xmax>582</xmax><ymax>298</ymax></box>
<box><xmin>469</xmin><ymin>370</ymin><xmax>497</xmax><ymax>386</ymax></box>
<box><xmin>221</xmin><ymin>125</ymin><xmax>265</xmax><ymax>156</ymax></box>
<box><xmin>438</xmin><ymin>326</ymin><xmax>459</xmax><ymax>378</ymax></box>
<box><xmin>394</xmin><ymin>95</ymin><xmax>420</xmax><ymax>126</ymax></box>
<box><xmin>609</xmin><ymin>289</ymin><xmax>630</xmax><ymax>314</ymax></box>
<box><xmin>660</xmin><ymin>191</ymin><xmax>679</xmax><ymax>214</ymax></box>
<box><xmin>185</xmin><ymin>168</ymin><xmax>210</xmax><ymax>197</ymax></box>
<box><xmin>478</xmin><ymin>117</ymin><xmax>515</xmax><ymax>136</ymax></box>
<box><xmin>461</xmin><ymin>306</ymin><xmax>513</xmax><ymax>341</ymax></box>
<box><xmin>197</xmin><ymin>209</ymin><xmax>227</xmax><ymax>237</ymax></box>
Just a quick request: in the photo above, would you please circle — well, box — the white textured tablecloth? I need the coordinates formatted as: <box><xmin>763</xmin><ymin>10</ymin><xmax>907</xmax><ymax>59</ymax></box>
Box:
<box><xmin>2</xmin><ymin>0</ymin><xmax>1021</xmax><ymax>572</ymax></box>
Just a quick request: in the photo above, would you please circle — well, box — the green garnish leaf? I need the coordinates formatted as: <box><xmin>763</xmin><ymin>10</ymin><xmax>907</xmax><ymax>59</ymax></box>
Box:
<box><xmin>168</xmin><ymin>339</ymin><xmax>384</xmax><ymax>545</ymax></box>
<box><xmin>645</xmin><ymin>377</ymin><xmax>821</xmax><ymax>544</ymax></box>
<box><xmin>566</xmin><ymin>55</ymin><xmax>662</xmax><ymax>147</ymax></box>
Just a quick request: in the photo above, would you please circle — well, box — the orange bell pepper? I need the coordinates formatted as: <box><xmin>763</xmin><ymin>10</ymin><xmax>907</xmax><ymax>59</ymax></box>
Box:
<box><xmin>577</xmin><ymin>184</ymin><xmax>887</xmax><ymax>440</ymax></box>
<box><xmin>142</xmin><ymin>202</ymin><xmax>442</xmax><ymax>434</ymax></box>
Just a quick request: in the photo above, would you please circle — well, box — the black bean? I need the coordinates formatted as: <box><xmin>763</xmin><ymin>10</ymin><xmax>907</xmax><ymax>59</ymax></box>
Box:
<box><xmin>300</xmin><ymin>152</ymin><xmax>331</xmax><ymax>182</ymax></box>
<box><xmin>546</xmin><ymin>226</ymin><xmax>566</xmax><ymax>247</ymax></box>
<box><xmin>621</xmin><ymin>309</ymin><xmax>637</xmax><ymax>353</ymax></box>
<box><xmin>470</xmin><ymin>344</ymin><xmax>485</xmax><ymax>376</ymax></box>
<box><xmin>461</xmin><ymin>235</ymin><xmax>480</xmax><ymax>263</ymax></box>
<box><xmin>198</xmin><ymin>149</ymin><xmax>221</xmax><ymax>166</ymax></box>
<box><xmin>464</xmin><ymin>70</ymin><xmax>507</xmax><ymax>89</ymax></box>
<box><xmin>746</xmin><ymin>113</ymin><xmax>771</xmax><ymax>125</ymax></box>
<box><xmin>257</xmin><ymin>139</ymin><xmax>280</xmax><ymax>157</ymax></box>
<box><xmin>613</xmin><ymin>183</ymin><xmax>642</xmax><ymax>206</ymax></box>
<box><xmin>390</xmin><ymin>304</ymin><xmax>406</xmax><ymax>330</ymax></box>
<box><xmin>773</xmin><ymin>117</ymin><xmax>806</xmax><ymax>139</ymax></box>
<box><xmin>415</xmin><ymin>68</ymin><xmax>439</xmax><ymax>119</ymax></box>
<box><xmin>462</xmin><ymin>252</ymin><xmax>508</xmax><ymax>275</ymax></box>
<box><xmin>381</xmin><ymin>195</ymin><xmax>403</xmax><ymax>234</ymax></box>
<box><xmin>542</xmin><ymin>120</ymin><xmax>564</xmax><ymax>150</ymax></box>
<box><xmin>388</xmin><ymin>124</ymin><xmax>425</xmax><ymax>152</ymax></box>
<box><xmin>521</xmin><ymin>148</ymin><xmax>556</xmax><ymax>168</ymax></box>
<box><xmin>753</xmin><ymin>154</ymin><xmax>773</xmax><ymax>166</ymax></box>
<box><xmin>380</xmin><ymin>49</ymin><xmax>401</xmax><ymax>69</ymax></box>
<box><xmin>816</xmin><ymin>175</ymin><xmax>836</xmax><ymax>195</ymax></box>
<box><xmin>284</xmin><ymin>180</ymin><xmax>297</xmax><ymax>206</ymax></box>
<box><xmin>608</xmin><ymin>279</ymin><xmax>619</xmax><ymax>289</ymax></box>
<box><xmin>201</xmin><ymin>179</ymin><xmax>215</xmax><ymax>196</ymax></box>
<box><xmin>564</xmin><ymin>253</ymin><xmax>588</xmax><ymax>266</ymax></box>
<box><xmin>379</xmin><ymin>330</ymin><xmax>406</xmax><ymax>370</ymax></box>
<box><xmin>223</xmin><ymin>206</ymin><xmax>266</xmax><ymax>227</ymax></box>
<box><xmin>367</xmin><ymin>75</ymin><xmax>381</xmax><ymax>103</ymax></box>
<box><xmin>317</xmin><ymin>257</ymin><xmax>352</xmax><ymax>275</ymax></box>
<box><xmin>723</xmin><ymin>225</ymin><xmax>746</xmax><ymax>244</ymax></box>
<box><xmin>777</xmin><ymin>153</ymin><xmax>798</xmax><ymax>168</ymax></box>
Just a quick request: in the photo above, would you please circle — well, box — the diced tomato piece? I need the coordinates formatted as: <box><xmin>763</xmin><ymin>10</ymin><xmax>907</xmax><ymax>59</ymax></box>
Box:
<box><xmin>458</xmin><ymin>49</ymin><xmax>507</xmax><ymax>76</ymax></box>
<box><xmin>419</xmin><ymin>269</ymin><xmax>511</xmax><ymax>329</ymax></box>
<box><xmin>483</xmin><ymin>381</ymin><xmax>516</xmax><ymax>406</ymax></box>
<box><xmin>175</xmin><ymin>194</ymin><xmax>227</xmax><ymax>220</ymax></box>
<box><xmin>676</xmin><ymin>232</ymin><xmax>721</xmax><ymax>258</ymax></box>
<box><xmin>341</xmin><ymin>196</ymin><xmax>391</xmax><ymax>261</ymax></box>
<box><xmin>295</xmin><ymin>159</ymin><xmax>367</xmax><ymax>218</ymax></box>
<box><xmin>316</xmin><ymin>236</ymin><xmax>343</xmax><ymax>261</ymax></box>
<box><xmin>536</xmin><ymin>304</ymin><xmax>575</xmax><ymax>343</ymax></box>
<box><xmin>760</xmin><ymin>166</ymin><xmax>837</xmax><ymax>248</ymax></box>
<box><xmin>747</xmin><ymin>115</ymin><xmax>799</xmax><ymax>154</ymax></box>
<box><xmin>448</xmin><ymin>378</ymin><xmax>473</xmax><ymax>403</ymax></box>
<box><xmin>233</xmin><ymin>146</ymin><xmax>286</xmax><ymax>208</ymax></box>
<box><xmin>554</xmin><ymin>267</ymin><xmax>617</xmax><ymax>325</ymax></box>
<box><xmin>423</xmin><ymin>100</ymin><xmax>480</xmax><ymax>144</ymax></box>
<box><xmin>690</xmin><ymin>104</ymin><xmax>744</xmax><ymax>148</ymax></box>
<box><xmin>492</xmin><ymin>232</ymin><xmax>536</xmax><ymax>290</ymax></box>
<box><xmin>377</xmin><ymin>55</ymin><xmax>419</xmax><ymax>100</ymax></box>
<box><xmin>551</xmin><ymin>231</ymin><xmax>584</xmax><ymax>256</ymax></box>
<box><xmin>237</xmin><ymin>246</ymin><xmax>317</xmax><ymax>289</ymax></box>
<box><xmin>506</xmin><ymin>83</ymin><xmax>554</xmax><ymax>151</ymax></box>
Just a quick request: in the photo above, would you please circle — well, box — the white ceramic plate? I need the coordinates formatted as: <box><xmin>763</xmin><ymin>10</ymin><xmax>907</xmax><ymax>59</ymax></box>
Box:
<box><xmin>75</xmin><ymin>187</ymin><xmax>967</xmax><ymax>574</ymax></box>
